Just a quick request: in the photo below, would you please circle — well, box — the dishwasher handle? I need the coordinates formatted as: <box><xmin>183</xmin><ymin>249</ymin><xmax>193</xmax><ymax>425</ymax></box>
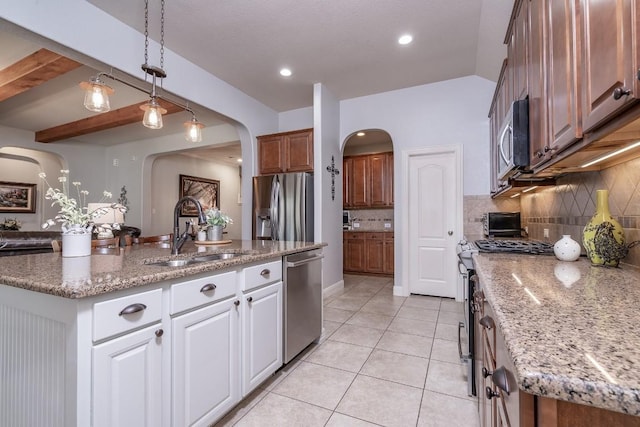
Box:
<box><xmin>286</xmin><ymin>254</ymin><xmax>324</xmax><ymax>268</ymax></box>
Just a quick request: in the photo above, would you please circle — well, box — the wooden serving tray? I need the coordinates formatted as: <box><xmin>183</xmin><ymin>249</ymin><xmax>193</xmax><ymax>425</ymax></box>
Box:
<box><xmin>194</xmin><ymin>239</ymin><xmax>232</xmax><ymax>245</ymax></box>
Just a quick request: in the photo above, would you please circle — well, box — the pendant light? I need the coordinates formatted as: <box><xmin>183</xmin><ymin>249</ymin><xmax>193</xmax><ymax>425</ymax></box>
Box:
<box><xmin>79</xmin><ymin>0</ymin><xmax>205</xmax><ymax>141</ymax></box>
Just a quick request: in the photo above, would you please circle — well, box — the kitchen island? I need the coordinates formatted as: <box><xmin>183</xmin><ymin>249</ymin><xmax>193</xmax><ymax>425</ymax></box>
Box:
<box><xmin>0</xmin><ymin>240</ymin><xmax>324</xmax><ymax>427</ymax></box>
<box><xmin>473</xmin><ymin>252</ymin><xmax>640</xmax><ymax>425</ymax></box>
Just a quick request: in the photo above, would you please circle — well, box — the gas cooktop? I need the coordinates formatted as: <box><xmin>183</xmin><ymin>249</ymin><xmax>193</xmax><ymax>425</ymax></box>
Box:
<box><xmin>474</xmin><ymin>239</ymin><xmax>555</xmax><ymax>255</ymax></box>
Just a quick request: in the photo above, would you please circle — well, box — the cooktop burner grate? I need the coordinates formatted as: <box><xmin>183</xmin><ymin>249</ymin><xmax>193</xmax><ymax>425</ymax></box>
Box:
<box><xmin>474</xmin><ymin>239</ymin><xmax>555</xmax><ymax>255</ymax></box>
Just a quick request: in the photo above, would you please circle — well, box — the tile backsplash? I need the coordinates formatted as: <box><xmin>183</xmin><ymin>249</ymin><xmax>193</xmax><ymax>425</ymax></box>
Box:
<box><xmin>346</xmin><ymin>209</ymin><xmax>394</xmax><ymax>231</ymax></box>
<box><xmin>463</xmin><ymin>157</ymin><xmax>640</xmax><ymax>268</ymax></box>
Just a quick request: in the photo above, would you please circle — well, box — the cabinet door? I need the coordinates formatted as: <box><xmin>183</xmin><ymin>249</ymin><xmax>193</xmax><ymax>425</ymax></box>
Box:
<box><xmin>343</xmin><ymin>158</ymin><xmax>352</xmax><ymax>207</ymax></box>
<box><xmin>344</xmin><ymin>233</ymin><xmax>365</xmax><ymax>272</ymax></box>
<box><xmin>547</xmin><ymin>0</ymin><xmax>581</xmax><ymax>153</ymax></box>
<box><xmin>285</xmin><ymin>129</ymin><xmax>313</xmax><ymax>172</ymax></box>
<box><xmin>242</xmin><ymin>281</ymin><xmax>282</xmax><ymax>396</ymax></box>
<box><xmin>350</xmin><ymin>156</ymin><xmax>370</xmax><ymax>207</ymax></box>
<box><xmin>365</xmin><ymin>233</ymin><xmax>385</xmax><ymax>273</ymax></box>
<box><xmin>258</xmin><ymin>135</ymin><xmax>284</xmax><ymax>175</ymax></box>
<box><xmin>528</xmin><ymin>0</ymin><xmax>550</xmax><ymax>167</ymax></box>
<box><xmin>383</xmin><ymin>233</ymin><xmax>394</xmax><ymax>274</ymax></box>
<box><xmin>511</xmin><ymin>0</ymin><xmax>529</xmax><ymax>101</ymax></box>
<box><xmin>92</xmin><ymin>324</ymin><xmax>163</xmax><ymax>427</ymax></box>
<box><xmin>386</xmin><ymin>153</ymin><xmax>394</xmax><ymax>205</ymax></box>
<box><xmin>369</xmin><ymin>154</ymin><xmax>388</xmax><ymax>206</ymax></box>
<box><xmin>172</xmin><ymin>298</ymin><xmax>240</xmax><ymax>427</ymax></box>
<box><xmin>579</xmin><ymin>0</ymin><xmax>636</xmax><ymax>133</ymax></box>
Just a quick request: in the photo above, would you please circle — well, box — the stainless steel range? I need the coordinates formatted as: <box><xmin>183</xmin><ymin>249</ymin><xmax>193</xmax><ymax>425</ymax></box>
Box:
<box><xmin>456</xmin><ymin>238</ymin><xmax>554</xmax><ymax>397</ymax></box>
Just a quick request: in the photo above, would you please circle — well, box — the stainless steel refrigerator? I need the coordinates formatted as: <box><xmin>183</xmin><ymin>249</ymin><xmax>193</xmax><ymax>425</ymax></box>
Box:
<box><xmin>252</xmin><ymin>173</ymin><xmax>314</xmax><ymax>241</ymax></box>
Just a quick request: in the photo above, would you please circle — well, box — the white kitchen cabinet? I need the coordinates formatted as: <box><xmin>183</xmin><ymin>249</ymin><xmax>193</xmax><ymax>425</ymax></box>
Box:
<box><xmin>241</xmin><ymin>280</ymin><xmax>283</xmax><ymax>396</ymax></box>
<box><xmin>92</xmin><ymin>323</ymin><xmax>164</xmax><ymax>427</ymax></box>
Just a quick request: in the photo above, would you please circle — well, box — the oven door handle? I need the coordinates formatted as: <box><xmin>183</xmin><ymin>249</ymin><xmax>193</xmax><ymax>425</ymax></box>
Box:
<box><xmin>458</xmin><ymin>321</ymin><xmax>471</xmax><ymax>362</ymax></box>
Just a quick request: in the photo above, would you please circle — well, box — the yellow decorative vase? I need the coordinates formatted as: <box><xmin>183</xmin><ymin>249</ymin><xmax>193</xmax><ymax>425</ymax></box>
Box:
<box><xmin>582</xmin><ymin>190</ymin><xmax>626</xmax><ymax>267</ymax></box>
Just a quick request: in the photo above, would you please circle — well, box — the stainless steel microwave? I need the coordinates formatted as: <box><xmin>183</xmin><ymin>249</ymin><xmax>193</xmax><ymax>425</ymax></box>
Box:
<box><xmin>497</xmin><ymin>99</ymin><xmax>529</xmax><ymax>181</ymax></box>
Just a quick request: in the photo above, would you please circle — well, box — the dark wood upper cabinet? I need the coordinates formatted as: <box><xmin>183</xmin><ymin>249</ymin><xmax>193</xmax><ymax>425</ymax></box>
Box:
<box><xmin>257</xmin><ymin>128</ymin><xmax>313</xmax><ymax>175</ymax></box>
<box><xmin>343</xmin><ymin>152</ymin><xmax>393</xmax><ymax>208</ymax></box>
<box><xmin>578</xmin><ymin>0</ymin><xmax>637</xmax><ymax>133</ymax></box>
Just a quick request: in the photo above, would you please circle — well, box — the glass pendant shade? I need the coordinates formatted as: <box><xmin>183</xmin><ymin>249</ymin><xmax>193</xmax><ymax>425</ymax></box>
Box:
<box><xmin>184</xmin><ymin>117</ymin><xmax>204</xmax><ymax>142</ymax></box>
<box><xmin>140</xmin><ymin>98</ymin><xmax>167</xmax><ymax>129</ymax></box>
<box><xmin>80</xmin><ymin>79</ymin><xmax>113</xmax><ymax>113</ymax></box>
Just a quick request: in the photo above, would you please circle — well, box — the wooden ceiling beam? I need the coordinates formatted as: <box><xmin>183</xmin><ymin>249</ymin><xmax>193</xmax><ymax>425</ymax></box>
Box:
<box><xmin>0</xmin><ymin>48</ymin><xmax>82</xmax><ymax>102</ymax></box>
<box><xmin>35</xmin><ymin>99</ymin><xmax>184</xmax><ymax>143</ymax></box>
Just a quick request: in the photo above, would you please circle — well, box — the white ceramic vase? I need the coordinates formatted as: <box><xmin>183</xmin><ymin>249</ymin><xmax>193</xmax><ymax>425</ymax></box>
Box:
<box><xmin>61</xmin><ymin>224</ymin><xmax>92</xmax><ymax>258</ymax></box>
<box><xmin>553</xmin><ymin>235</ymin><xmax>581</xmax><ymax>262</ymax></box>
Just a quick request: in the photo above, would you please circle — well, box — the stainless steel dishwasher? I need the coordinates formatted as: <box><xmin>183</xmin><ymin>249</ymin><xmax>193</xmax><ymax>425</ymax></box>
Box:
<box><xmin>283</xmin><ymin>249</ymin><xmax>323</xmax><ymax>364</ymax></box>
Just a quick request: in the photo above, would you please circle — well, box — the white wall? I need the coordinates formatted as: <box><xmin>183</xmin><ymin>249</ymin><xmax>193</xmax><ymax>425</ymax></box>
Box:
<box><xmin>279</xmin><ymin>107</ymin><xmax>313</xmax><ymax>132</ymax></box>
<box><xmin>339</xmin><ymin>75</ymin><xmax>495</xmax><ymax>292</ymax></box>
<box><xmin>149</xmin><ymin>154</ymin><xmax>242</xmax><ymax>239</ymax></box>
<box><xmin>313</xmin><ymin>84</ymin><xmax>343</xmax><ymax>290</ymax></box>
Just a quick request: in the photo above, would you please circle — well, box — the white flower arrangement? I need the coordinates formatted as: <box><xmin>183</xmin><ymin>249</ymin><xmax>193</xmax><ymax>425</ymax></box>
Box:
<box><xmin>0</xmin><ymin>217</ymin><xmax>21</xmax><ymax>231</ymax></box>
<box><xmin>204</xmin><ymin>208</ymin><xmax>233</xmax><ymax>227</ymax></box>
<box><xmin>39</xmin><ymin>170</ymin><xmax>126</xmax><ymax>232</ymax></box>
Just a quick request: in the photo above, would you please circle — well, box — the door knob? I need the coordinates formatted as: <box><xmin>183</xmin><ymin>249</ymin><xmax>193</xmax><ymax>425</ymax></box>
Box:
<box><xmin>448</xmin><ymin>230</ymin><xmax>453</xmax><ymax>236</ymax></box>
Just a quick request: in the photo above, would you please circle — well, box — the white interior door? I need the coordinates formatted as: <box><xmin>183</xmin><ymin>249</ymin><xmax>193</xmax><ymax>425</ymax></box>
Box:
<box><xmin>407</xmin><ymin>149</ymin><xmax>459</xmax><ymax>297</ymax></box>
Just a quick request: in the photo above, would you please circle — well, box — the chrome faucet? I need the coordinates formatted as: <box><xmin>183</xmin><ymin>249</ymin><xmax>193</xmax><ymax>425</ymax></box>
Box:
<box><xmin>172</xmin><ymin>196</ymin><xmax>207</xmax><ymax>255</ymax></box>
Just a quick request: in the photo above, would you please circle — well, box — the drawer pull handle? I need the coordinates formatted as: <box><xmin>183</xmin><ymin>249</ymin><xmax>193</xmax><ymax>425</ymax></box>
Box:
<box><xmin>155</xmin><ymin>329</ymin><xmax>164</xmax><ymax>338</ymax></box>
<box><xmin>613</xmin><ymin>87</ymin><xmax>632</xmax><ymax>100</ymax></box>
<box><xmin>234</xmin><ymin>300</ymin><xmax>240</xmax><ymax>306</ymax></box>
<box><xmin>479</xmin><ymin>315</ymin><xmax>495</xmax><ymax>330</ymax></box>
<box><xmin>482</xmin><ymin>367</ymin><xmax>493</xmax><ymax>378</ymax></box>
<box><xmin>247</xmin><ymin>296</ymin><xmax>253</xmax><ymax>303</ymax></box>
<box><xmin>485</xmin><ymin>386</ymin><xmax>500</xmax><ymax>400</ymax></box>
<box><xmin>491</xmin><ymin>366</ymin><xmax>515</xmax><ymax>395</ymax></box>
<box><xmin>200</xmin><ymin>283</ymin><xmax>217</xmax><ymax>293</ymax></box>
<box><xmin>119</xmin><ymin>303</ymin><xmax>147</xmax><ymax>316</ymax></box>
<box><xmin>260</xmin><ymin>269</ymin><xmax>270</xmax><ymax>277</ymax></box>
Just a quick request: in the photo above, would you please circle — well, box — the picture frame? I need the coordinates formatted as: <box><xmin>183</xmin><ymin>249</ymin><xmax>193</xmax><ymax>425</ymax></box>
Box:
<box><xmin>0</xmin><ymin>181</ymin><xmax>37</xmax><ymax>213</ymax></box>
<box><xmin>179</xmin><ymin>174</ymin><xmax>220</xmax><ymax>216</ymax></box>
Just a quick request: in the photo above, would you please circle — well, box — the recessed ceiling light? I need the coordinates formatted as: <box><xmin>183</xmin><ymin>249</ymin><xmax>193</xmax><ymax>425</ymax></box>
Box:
<box><xmin>280</xmin><ymin>68</ymin><xmax>292</xmax><ymax>77</ymax></box>
<box><xmin>356</xmin><ymin>132</ymin><xmax>365</xmax><ymax>137</ymax></box>
<box><xmin>398</xmin><ymin>34</ymin><xmax>413</xmax><ymax>45</ymax></box>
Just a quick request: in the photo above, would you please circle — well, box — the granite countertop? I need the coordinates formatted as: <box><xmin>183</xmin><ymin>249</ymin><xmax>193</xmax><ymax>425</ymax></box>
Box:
<box><xmin>473</xmin><ymin>252</ymin><xmax>640</xmax><ymax>416</ymax></box>
<box><xmin>0</xmin><ymin>240</ymin><xmax>324</xmax><ymax>299</ymax></box>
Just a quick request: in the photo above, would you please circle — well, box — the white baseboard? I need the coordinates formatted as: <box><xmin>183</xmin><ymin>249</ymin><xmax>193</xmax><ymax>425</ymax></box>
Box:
<box><xmin>323</xmin><ymin>279</ymin><xmax>344</xmax><ymax>299</ymax></box>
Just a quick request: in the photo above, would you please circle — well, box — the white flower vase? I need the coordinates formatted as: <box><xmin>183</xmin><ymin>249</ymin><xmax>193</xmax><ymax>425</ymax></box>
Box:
<box><xmin>553</xmin><ymin>235</ymin><xmax>581</xmax><ymax>262</ymax></box>
<box><xmin>207</xmin><ymin>225</ymin><xmax>224</xmax><ymax>241</ymax></box>
<box><xmin>61</xmin><ymin>224</ymin><xmax>92</xmax><ymax>258</ymax></box>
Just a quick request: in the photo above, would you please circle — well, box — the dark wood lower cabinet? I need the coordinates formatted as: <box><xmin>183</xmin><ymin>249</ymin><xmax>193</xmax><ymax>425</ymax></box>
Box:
<box><xmin>344</xmin><ymin>231</ymin><xmax>393</xmax><ymax>275</ymax></box>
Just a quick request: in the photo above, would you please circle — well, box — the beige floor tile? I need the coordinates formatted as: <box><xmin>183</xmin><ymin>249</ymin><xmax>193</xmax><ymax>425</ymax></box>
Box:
<box><xmin>417</xmin><ymin>390</ymin><xmax>480</xmax><ymax>427</ymax></box>
<box><xmin>327</xmin><ymin>295</ymin><xmax>370</xmax><ymax>311</ymax></box>
<box><xmin>375</xmin><ymin>330</ymin><xmax>433</xmax><ymax>358</ymax></box>
<box><xmin>396</xmin><ymin>306</ymin><xmax>439</xmax><ymax>322</ymax></box>
<box><xmin>324</xmin><ymin>306</ymin><xmax>356</xmax><ymax>323</ymax></box>
<box><xmin>439</xmin><ymin>299</ymin><xmax>463</xmax><ymax>313</ymax></box>
<box><xmin>424</xmin><ymin>360</ymin><xmax>474</xmax><ymax>401</ymax></box>
<box><xmin>437</xmin><ymin>310</ymin><xmax>464</xmax><ymax>326</ymax></box>
<box><xmin>272</xmin><ymin>361</ymin><xmax>356</xmax><ymax>410</ymax></box>
<box><xmin>329</xmin><ymin>323</ymin><xmax>384</xmax><ymax>348</ymax></box>
<box><xmin>430</xmin><ymin>338</ymin><xmax>463</xmax><ymax>364</ymax></box>
<box><xmin>342</xmin><ymin>287</ymin><xmax>379</xmax><ymax>299</ymax></box>
<box><xmin>325</xmin><ymin>412</ymin><xmax>380</xmax><ymax>426</ymax></box>
<box><xmin>346</xmin><ymin>311</ymin><xmax>394</xmax><ymax>330</ymax></box>
<box><xmin>233</xmin><ymin>393</ymin><xmax>332</xmax><ymax>427</ymax></box>
<box><xmin>388</xmin><ymin>317</ymin><xmax>437</xmax><ymax>337</ymax></box>
<box><xmin>368</xmin><ymin>294</ymin><xmax>406</xmax><ymax>307</ymax></box>
<box><xmin>403</xmin><ymin>295</ymin><xmax>441</xmax><ymax>310</ymax></box>
<box><xmin>322</xmin><ymin>320</ymin><xmax>342</xmax><ymax>341</ymax></box>
<box><xmin>213</xmin><ymin>387</ymin><xmax>269</xmax><ymax>426</ymax></box>
<box><xmin>336</xmin><ymin>375</ymin><xmax>423</xmax><ymax>427</ymax></box>
<box><xmin>359</xmin><ymin>299</ymin><xmax>402</xmax><ymax>316</ymax></box>
<box><xmin>434</xmin><ymin>322</ymin><xmax>458</xmax><ymax>341</ymax></box>
<box><xmin>305</xmin><ymin>340</ymin><xmax>373</xmax><ymax>372</ymax></box>
<box><xmin>258</xmin><ymin>357</ymin><xmax>301</xmax><ymax>391</ymax></box>
<box><xmin>360</xmin><ymin>349</ymin><xmax>429</xmax><ymax>388</ymax></box>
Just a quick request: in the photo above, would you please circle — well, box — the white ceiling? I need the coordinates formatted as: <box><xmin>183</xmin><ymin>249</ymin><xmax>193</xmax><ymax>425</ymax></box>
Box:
<box><xmin>0</xmin><ymin>1</ymin><xmax>513</xmax><ymax>154</ymax></box>
<box><xmin>87</xmin><ymin>0</ymin><xmax>512</xmax><ymax>112</ymax></box>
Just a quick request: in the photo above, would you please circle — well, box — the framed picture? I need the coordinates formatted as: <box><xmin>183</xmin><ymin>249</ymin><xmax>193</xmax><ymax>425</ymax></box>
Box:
<box><xmin>0</xmin><ymin>181</ymin><xmax>36</xmax><ymax>213</ymax></box>
<box><xmin>179</xmin><ymin>174</ymin><xmax>220</xmax><ymax>216</ymax></box>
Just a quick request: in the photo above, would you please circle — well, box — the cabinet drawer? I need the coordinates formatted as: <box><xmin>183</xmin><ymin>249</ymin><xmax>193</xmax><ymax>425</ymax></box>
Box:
<box><xmin>170</xmin><ymin>270</ymin><xmax>237</xmax><ymax>314</ymax></box>
<box><xmin>366</xmin><ymin>232</ymin><xmax>386</xmax><ymax>240</ymax></box>
<box><xmin>93</xmin><ymin>288</ymin><xmax>162</xmax><ymax>342</ymax></box>
<box><xmin>241</xmin><ymin>259</ymin><xmax>282</xmax><ymax>292</ymax></box>
<box><xmin>344</xmin><ymin>232</ymin><xmax>364</xmax><ymax>240</ymax></box>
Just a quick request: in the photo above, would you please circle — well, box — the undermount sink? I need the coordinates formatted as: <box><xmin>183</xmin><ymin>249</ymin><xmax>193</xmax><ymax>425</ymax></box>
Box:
<box><xmin>145</xmin><ymin>252</ymin><xmax>246</xmax><ymax>267</ymax></box>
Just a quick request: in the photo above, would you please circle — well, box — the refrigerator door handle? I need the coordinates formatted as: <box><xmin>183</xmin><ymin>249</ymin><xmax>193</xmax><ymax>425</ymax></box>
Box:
<box><xmin>270</xmin><ymin>176</ymin><xmax>280</xmax><ymax>240</ymax></box>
